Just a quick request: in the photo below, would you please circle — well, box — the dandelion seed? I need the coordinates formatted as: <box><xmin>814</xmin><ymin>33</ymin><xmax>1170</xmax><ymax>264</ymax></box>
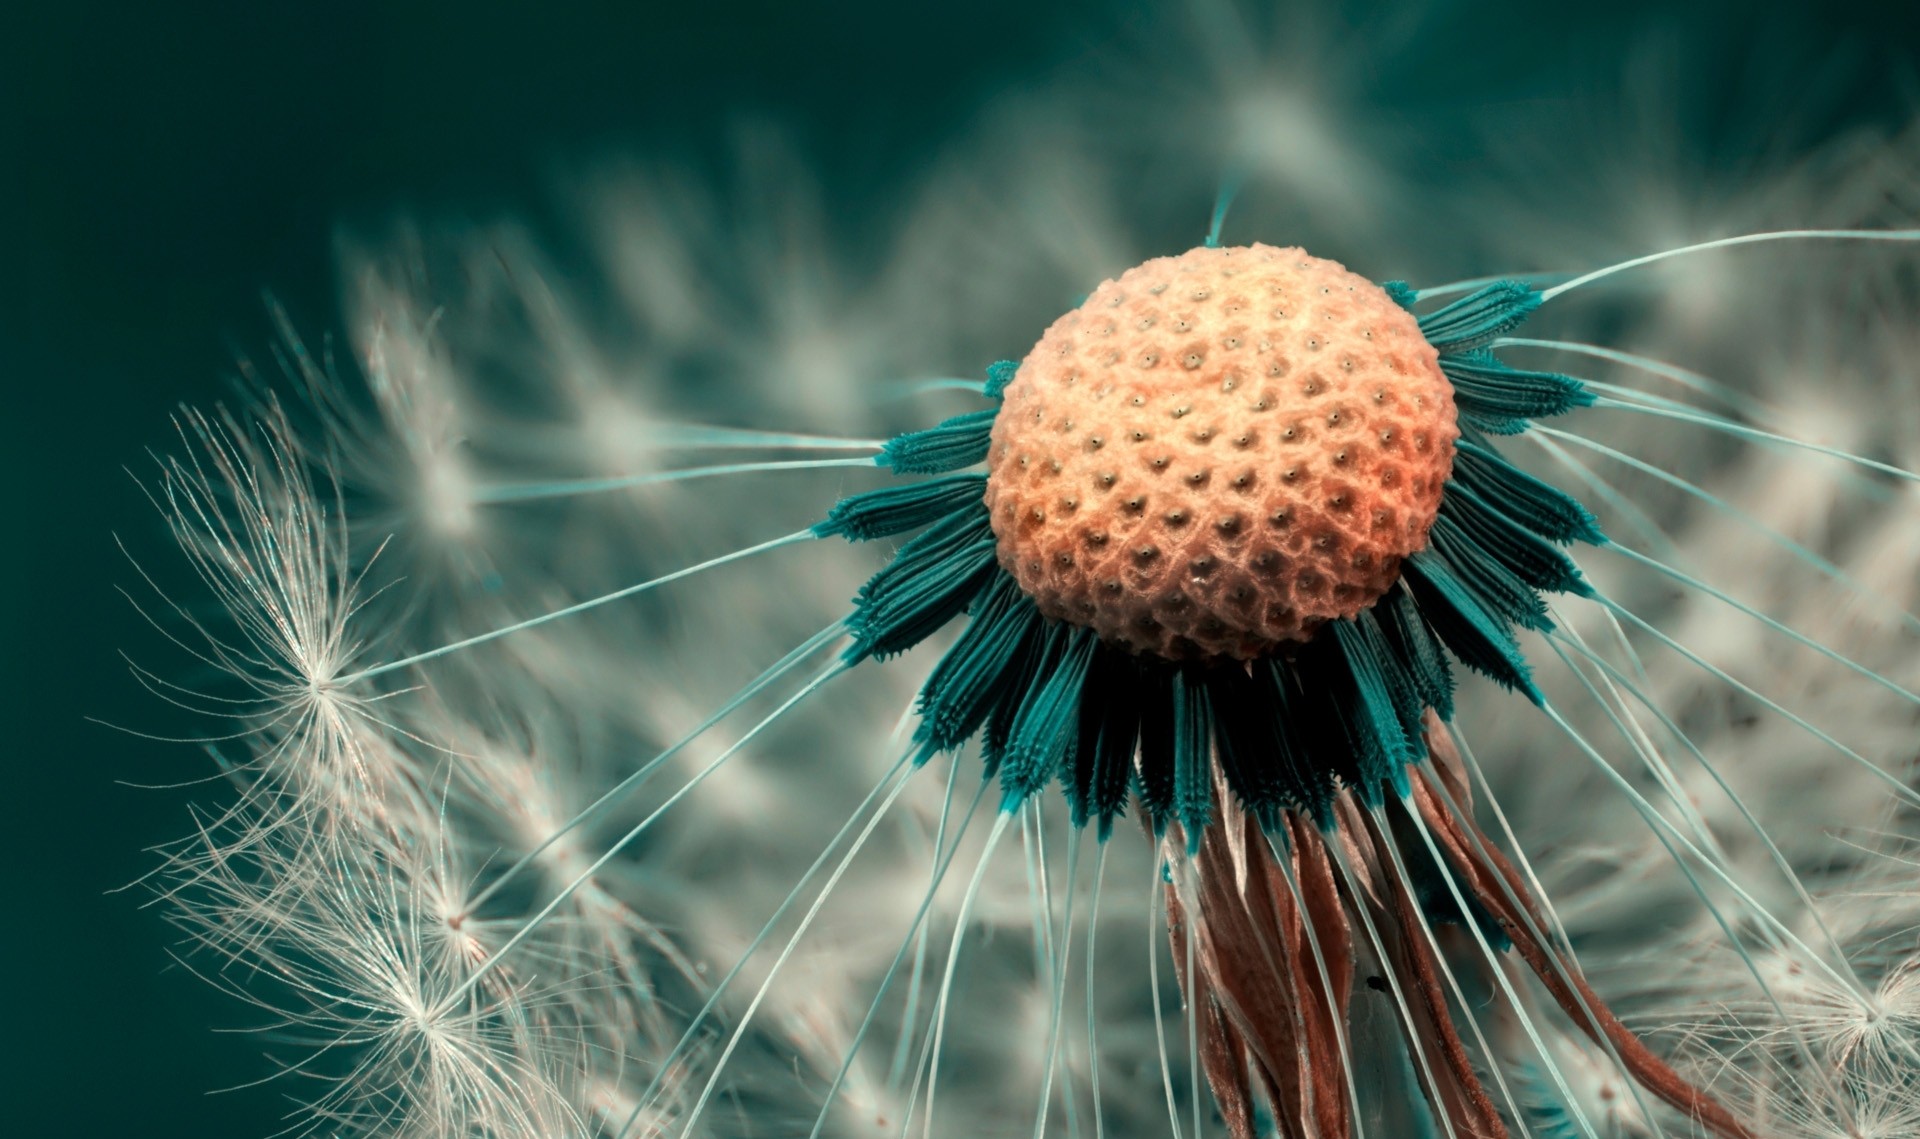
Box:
<box><xmin>120</xmin><ymin>402</ymin><xmax>411</xmax><ymax>824</ymax></box>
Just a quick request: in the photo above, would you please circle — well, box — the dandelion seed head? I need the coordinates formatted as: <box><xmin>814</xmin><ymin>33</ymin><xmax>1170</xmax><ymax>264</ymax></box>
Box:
<box><xmin>117</xmin><ymin>13</ymin><xmax>1920</xmax><ymax>1134</ymax></box>
<box><xmin>985</xmin><ymin>243</ymin><xmax>1455</xmax><ymax>658</ymax></box>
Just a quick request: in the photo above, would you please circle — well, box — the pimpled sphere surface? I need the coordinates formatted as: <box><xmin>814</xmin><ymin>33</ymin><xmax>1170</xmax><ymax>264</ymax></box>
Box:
<box><xmin>984</xmin><ymin>244</ymin><xmax>1458</xmax><ymax>660</ymax></box>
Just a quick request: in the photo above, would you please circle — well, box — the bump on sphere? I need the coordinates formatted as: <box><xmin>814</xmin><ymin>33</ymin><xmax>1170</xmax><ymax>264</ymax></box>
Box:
<box><xmin>984</xmin><ymin>244</ymin><xmax>1458</xmax><ymax>660</ymax></box>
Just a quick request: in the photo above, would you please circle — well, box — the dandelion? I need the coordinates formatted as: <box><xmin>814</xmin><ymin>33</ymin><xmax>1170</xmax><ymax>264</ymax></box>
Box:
<box><xmin>120</xmin><ymin>21</ymin><xmax>1920</xmax><ymax>1138</ymax></box>
<box><xmin>786</xmin><ymin>233</ymin><xmax>1920</xmax><ymax>1138</ymax></box>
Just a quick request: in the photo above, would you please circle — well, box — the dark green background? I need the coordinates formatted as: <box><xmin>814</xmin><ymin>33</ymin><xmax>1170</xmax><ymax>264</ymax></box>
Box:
<box><xmin>5</xmin><ymin>1</ymin><xmax>1916</xmax><ymax>1133</ymax></box>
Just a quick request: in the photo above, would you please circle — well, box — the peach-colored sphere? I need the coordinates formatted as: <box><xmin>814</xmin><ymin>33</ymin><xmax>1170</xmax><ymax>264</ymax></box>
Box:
<box><xmin>984</xmin><ymin>244</ymin><xmax>1458</xmax><ymax>660</ymax></box>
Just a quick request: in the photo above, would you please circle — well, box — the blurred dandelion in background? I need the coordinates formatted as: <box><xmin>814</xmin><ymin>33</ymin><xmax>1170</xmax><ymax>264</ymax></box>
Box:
<box><xmin>110</xmin><ymin>1</ymin><xmax>1920</xmax><ymax>1136</ymax></box>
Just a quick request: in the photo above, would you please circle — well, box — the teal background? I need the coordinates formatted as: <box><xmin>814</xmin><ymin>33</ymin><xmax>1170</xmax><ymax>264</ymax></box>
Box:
<box><xmin>4</xmin><ymin>1</ymin><xmax>1916</xmax><ymax>1133</ymax></box>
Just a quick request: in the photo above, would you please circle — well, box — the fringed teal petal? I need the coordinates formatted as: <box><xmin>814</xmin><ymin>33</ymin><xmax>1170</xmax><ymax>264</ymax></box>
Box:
<box><xmin>1427</xmin><ymin>516</ymin><xmax>1554</xmax><ymax>632</ymax></box>
<box><xmin>1259</xmin><ymin>660</ymin><xmax>1344</xmax><ymax>828</ymax></box>
<box><xmin>1374</xmin><ymin>584</ymin><xmax>1456</xmax><ymax>722</ymax></box>
<box><xmin>846</xmin><ymin>505</ymin><xmax>997</xmax><ymax>661</ymax></box>
<box><xmin>1329</xmin><ymin>616</ymin><xmax>1421</xmax><ymax>801</ymax></box>
<box><xmin>1452</xmin><ymin>439</ymin><xmax>1603</xmax><ymax>545</ymax></box>
<box><xmin>1134</xmin><ymin>667</ymin><xmax>1179</xmax><ymax>836</ymax></box>
<box><xmin>1070</xmin><ymin>647</ymin><xmax>1143</xmax><ymax>838</ymax></box>
<box><xmin>1286</xmin><ymin>646</ymin><xmax>1368</xmax><ymax>816</ymax></box>
<box><xmin>1417</xmin><ymin>281</ymin><xmax>1542</xmax><ymax>352</ymax></box>
<box><xmin>1209</xmin><ymin>665</ymin><xmax>1292</xmax><ymax>827</ymax></box>
<box><xmin>879</xmin><ymin>408</ymin><xmax>997</xmax><ymax>474</ymax></box>
<box><xmin>1357</xmin><ymin>611</ymin><xmax>1431</xmax><ymax>745</ymax></box>
<box><xmin>980</xmin><ymin>602</ymin><xmax>1057</xmax><ymax>776</ymax></box>
<box><xmin>1440</xmin><ymin>350</ymin><xmax>1593</xmax><ymax>433</ymax></box>
<box><xmin>1171</xmin><ymin>670</ymin><xmax>1214</xmax><ymax>851</ymax></box>
<box><xmin>1400</xmin><ymin>550</ymin><xmax>1541</xmax><ymax>702</ymax></box>
<box><xmin>913</xmin><ymin>573</ymin><xmax>1043</xmax><ymax>752</ymax></box>
<box><xmin>999</xmin><ymin>627</ymin><xmax>1098</xmax><ymax>807</ymax></box>
<box><xmin>1457</xmin><ymin>410</ymin><xmax>1533</xmax><ymax>438</ymax></box>
<box><xmin>1439</xmin><ymin>482</ymin><xmax>1591</xmax><ymax>599</ymax></box>
<box><xmin>814</xmin><ymin>473</ymin><xmax>987</xmax><ymax>542</ymax></box>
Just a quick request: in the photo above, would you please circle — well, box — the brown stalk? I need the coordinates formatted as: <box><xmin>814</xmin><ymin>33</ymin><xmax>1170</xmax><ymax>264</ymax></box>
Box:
<box><xmin>1353</xmin><ymin>805</ymin><xmax>1511</xmax><ymax>1139</ymax></box>
<box><xmin>1165</xmin><ymin>804</ymin><xmax>1364</xmax><ymax>1139</ymax></box>
<box><xmin>1281</xmin><ymin>814</ymin><xmax>1356</xmax><ymax>1139</ymax></box>
<box><xmin>1409</xmin><ymin>769</ymin><xmax>1758</xmax><ymax>1139</ymax></box>
<box><xmin>1174</xmin><ymin>814</ymin><xmax>1316</xmax><ymax>1138</ymax></box>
